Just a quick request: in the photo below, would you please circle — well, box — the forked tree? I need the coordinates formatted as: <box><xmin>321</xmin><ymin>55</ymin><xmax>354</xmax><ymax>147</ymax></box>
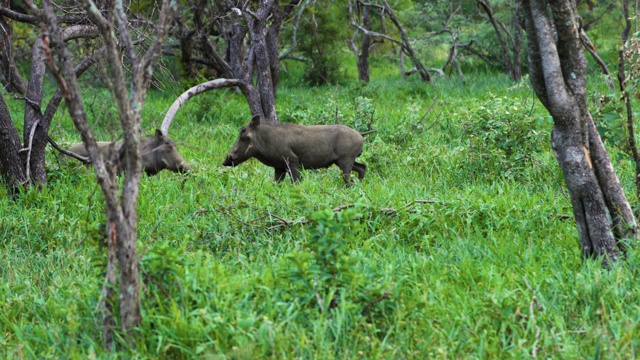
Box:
<box><xmin>162</xmin><ymin>0</ymin><xmax>302</xmax><ymax>129</ymax></box>
<box><xmin>0</xmin><ymin>2</ymin><xmax>101</xmax><ymax>195</ymax></box>
<box><xmin>521</xmin><ymin>0</ymin><xmax>637</xmax><ymax>267</ymax></box>
<box><xmin>37</xmin><ymin>0</ymin><xmax>176</xmax><ymax>349</ymax></box>
<box><xmin>348</xmin><ymin>0</ymin><xmax>431</xmax><ymax>82</ymax></box>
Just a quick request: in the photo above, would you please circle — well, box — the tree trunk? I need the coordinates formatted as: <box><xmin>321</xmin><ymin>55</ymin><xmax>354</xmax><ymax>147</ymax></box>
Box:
<box><xmin>23</xmin><ymin>35</ymin><xmax>47</xmax><ymax>185</ymax></box>
<box><xmin>249</xmin><ymin>14</ymin><xmax>277</xmax><ymax>123</ymax></box>
<box><xmin>0</xmin><ymin>0</ymin><xmax>28</xmax><ymax>95</ymax></box>
<box><xmin>382</xmin><ymin>0</ymin><xmax>430</xmax><ymax>82</ymax></box>
<box><xmin>521</xmin><ymin>0</ymin><xmax>637</xmax><ymax>267</ymax></box>
<box><xmin>357</xmin><ymin>4</ymin><xmax>371</xmax><ymax>82</ymax></box>
<box><xmin>0</xmin><ymin>96</ymin><xmax>26</xmax><ymax>196</ymax></box>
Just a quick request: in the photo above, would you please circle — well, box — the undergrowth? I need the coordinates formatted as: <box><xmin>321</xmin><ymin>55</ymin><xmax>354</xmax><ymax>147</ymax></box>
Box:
<box><xmin>1</xmin><ymin>58</ymin><xmax>640</xmax><ymax>358</ymax></box>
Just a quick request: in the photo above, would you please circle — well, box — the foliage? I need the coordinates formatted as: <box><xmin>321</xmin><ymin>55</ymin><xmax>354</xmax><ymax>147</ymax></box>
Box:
<box><xmin>2</xmin><ymin>25</ymin><xmax>640</xmax><ymax>359</ymax></box>
<box><xmin>298</xmin><ymin>1</ymin><xmax>346</xmax><ymax>86</ymax></box>
<box><xmin>459</xmin><ymin>92</ymin><xmax>550</xmax><ymax>181</ymax></box>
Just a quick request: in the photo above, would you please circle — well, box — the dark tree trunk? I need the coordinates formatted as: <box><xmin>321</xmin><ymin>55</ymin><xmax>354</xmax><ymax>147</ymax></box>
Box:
<box><xmin>357</xmin><ymin>4</ymin><xmax>371</xmax><ymax>82</ymax></box>
<box><xmin>0</xmin><ymin>0</ymin><xmax>28</xmax><ymax>95</ymax></box>
<box><xmin>266</xmin><ymin>26</ymin><xmax>281</xmax><ymax>94</ymax></box>
<box><xmin>521</xmin><ymin>0</ymin><xmax>637</xmax><ymax>267</ymax></box>
<box><xmin>510</xmin><ymin>1</ymin><xmax>522</xmax><ymax>82</ymax></box>
<box><xmin>180</xmin><ymin>29</ymin><xmax>197</xmax><ymax>78</ymax></box>
<box><xmin>248</xmin><ymin>13</ymin><xmax>277</xmax><ymax>123</ymax></box>
<box><xmin>0</xmin><ymin>96</ymin><xmax>26</xmax><ymax>196</ymax></box>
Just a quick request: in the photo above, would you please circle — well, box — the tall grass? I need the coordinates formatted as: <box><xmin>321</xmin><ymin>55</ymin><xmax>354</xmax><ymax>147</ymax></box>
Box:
<box><xmin>1</xmin><ymin>56</ymin><xmax>639</xmax><ymax>358</ymax></box>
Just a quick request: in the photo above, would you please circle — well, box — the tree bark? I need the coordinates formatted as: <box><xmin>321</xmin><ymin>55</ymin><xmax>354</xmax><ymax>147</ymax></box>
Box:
<box><xmin>23</xmin><ymin>35</ymin><xmax>47</xmax><ymax>185</ymax></box>
<box><xmin>0</xmin><ymin>96</ymin><xmax>27</xmax><ymax>196</ymax></box>
<box><xmin>521</xmin><ymin>0</ymin><xmax>637</xmax><ymax>267</ymax></box>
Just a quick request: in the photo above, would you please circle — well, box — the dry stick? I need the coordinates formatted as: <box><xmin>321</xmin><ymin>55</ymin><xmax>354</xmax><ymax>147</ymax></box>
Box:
<box><xmin>224</xmin><ymin>206</ymin><xmax>254</xmax><ymax>227</ymax></box>
<box><xmin>399</xmin><ymin>95</ymin><xmax>439</xmax><ymax>145</ymax></box>
<box><xmin>18</xmin><ymin>119</ymin><xmax>40</xmax><ymax>183</ymax></box>
<box><xmin>313</xmin><ymin>278</ymin><xmax>325</xmax><ymax>313</ymax></box>
<box><xmin>361</xmin><ymin>290</ymin><xmax>391</xmax><ymax>316</ymax></box>
<box><xmin>240</xmin><ymin>200</ymin><xmax>299</xmax><ymax>227</ymax></box>
<box><xmin>265</xmin><ymin>199</ymin><xmax>442</xmax><ymax>230</ymax></box>
<box><xmin>141</xmin><ymin>269</ymin><xmax>172</xmax><ymax>301</ymax></box>
<box><xmin>579</xmin><ymin>29</ymin><xmax>616</xmax><ymax>91</ymax></box>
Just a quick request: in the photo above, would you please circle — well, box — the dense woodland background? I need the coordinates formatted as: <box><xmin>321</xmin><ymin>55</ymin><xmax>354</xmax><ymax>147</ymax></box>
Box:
<box><xmin>2</xmin><ymin>0</ymin><xmax>640</xmax><ymax>357</ymax></box>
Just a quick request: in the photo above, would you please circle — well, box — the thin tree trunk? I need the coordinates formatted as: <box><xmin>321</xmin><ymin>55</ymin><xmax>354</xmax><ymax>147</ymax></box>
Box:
<box><xmin>382</xmin><ymin>0</ymin><xmax>430</xmax><ymax>82</ymax></box>
<box><xmin>358</xmin><ymin>4</ymin><xmax>372</xmax><ymax>82</ymax></box>
<box><xmin>40</xmin><ymin>0</ymin><xmax>175</xmax><ymax>347</ymax></box>
<box><xmin>477</xmin><ymin>0</ymin><xmax>522</xmax><ymax>82</ymax></box>
<box><xmin>0</xmin><ymin>0</ymin><xmax>28</xmax><ymax>95</ymax></box>
<box><xmin>618</xmin><ymin>0</ymin><xmax>640</xmax><ymax>202</ymax></box>
<box><xmin>23</xmin><ymin>35</ymin><xmax>47</xmax><ymax>185</ymax></box>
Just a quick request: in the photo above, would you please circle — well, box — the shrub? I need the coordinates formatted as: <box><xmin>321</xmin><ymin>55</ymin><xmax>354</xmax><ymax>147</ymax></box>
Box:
<box><xmin>459</xmin><ymin>94</ymin><xmax>550</xmax><ymax>181</ymax></box>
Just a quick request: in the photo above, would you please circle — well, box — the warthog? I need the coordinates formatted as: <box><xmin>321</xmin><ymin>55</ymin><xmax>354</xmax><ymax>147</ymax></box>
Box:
<box><xmin>68</xmin><ymin>129</ymin><xmax>191</xmax><ymax>176</ymax></box>
<box><xmin>223</xmin><ymin>115</ymin><xmax>366</xmax><ymax>184</ymax></box>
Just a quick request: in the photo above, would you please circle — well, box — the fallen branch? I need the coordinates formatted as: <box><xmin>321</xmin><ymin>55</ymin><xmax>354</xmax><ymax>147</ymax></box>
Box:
<box><xmin>361</xmin><ymin>287</ymin><xmax>392</xmax><ymax>316</ymax></box>
<box><xmin>235</xmin><ymin>199</ymin><xmax>445</xmax><ymax>230</ymax></box>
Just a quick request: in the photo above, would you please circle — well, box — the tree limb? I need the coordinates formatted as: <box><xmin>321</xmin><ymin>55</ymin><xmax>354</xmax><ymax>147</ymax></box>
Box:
<box><xmin>161</xmin><ymin>78</ymin><xmax>246</xmax><ymax>135</ymax></box>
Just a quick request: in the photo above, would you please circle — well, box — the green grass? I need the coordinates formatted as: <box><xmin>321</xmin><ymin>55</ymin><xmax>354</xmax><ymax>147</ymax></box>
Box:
<box><xmin>1</xmin><ymin>58</ymin><xmax>640</xmax><ymax>358</ymax></box>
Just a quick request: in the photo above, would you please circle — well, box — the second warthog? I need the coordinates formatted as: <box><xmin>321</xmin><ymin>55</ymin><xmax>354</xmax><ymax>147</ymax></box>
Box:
<box><xmin>223</xmin><ymin>116</ymin><xmax>367</xmax><ymax>184</ymax></box>
<box><xmin>68</xmin><ymin>129</ymin><xmax>191</xmax><ymax>176</ymax></box>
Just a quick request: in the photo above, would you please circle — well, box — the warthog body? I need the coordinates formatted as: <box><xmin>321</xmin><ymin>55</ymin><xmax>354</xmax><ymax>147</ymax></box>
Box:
<box><xmin>68</xmin><ymin>130</ymin><xmax>191</xmax><ymax>176</ymax></box>
<box><xmin>223</xmin><ymin>115</ymin><xmax>366</xmax><ymax>184</ymax></box>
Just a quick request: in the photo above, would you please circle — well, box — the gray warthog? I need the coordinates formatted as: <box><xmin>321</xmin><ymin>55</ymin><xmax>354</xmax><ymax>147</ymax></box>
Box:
<box><xmin>68</xmin><ymin>130</ymin><xmax>191</xmax><ymax>175</ymax></box>
<box><xmin>223</xmin><ymin>115</ymin><xmax>366</xmax><ymax>184</ymax></box>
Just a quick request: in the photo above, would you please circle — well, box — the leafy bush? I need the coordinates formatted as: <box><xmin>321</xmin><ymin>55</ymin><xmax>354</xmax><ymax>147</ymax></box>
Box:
<box><xmin>459</xmin><ymin>94</ymin><xmax>550</xmax><ymax>181</ymax></box>
<box><xmin>279</xmin><ymin>195</ymin><xmax>394</xmax><ymax>326</ymax></box>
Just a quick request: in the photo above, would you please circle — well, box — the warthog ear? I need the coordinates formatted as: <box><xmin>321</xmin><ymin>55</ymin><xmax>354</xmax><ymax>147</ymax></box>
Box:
<box><xmin>249</xmin><ymin>115</ymin><xmax>261</xmax><ymax>128</ymax></box>
<box><xmin>155</xmin><ymin>129</ymin><xmax>165</xmax><ymax>139</ymax></box>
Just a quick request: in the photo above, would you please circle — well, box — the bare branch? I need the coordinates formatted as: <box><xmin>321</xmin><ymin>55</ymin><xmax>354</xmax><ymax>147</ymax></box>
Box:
<box><xmin>0</xmin><ymin>6</ymin><xmax>89</xmax><ymax>25</ymax></box>
<box><xmin>161</xmin><ymin>78</ymin><xmax>246</xmax><ymax>135</ymax></box>
<box><xmin>279</xmin><ymin>0</ymin><xmax>312</xmax><ymax>60</ymax></box>
<box><xmin>47</xmin><ymin>136</ymin><xmax>90</xmax><ymax>164</ymax></box>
